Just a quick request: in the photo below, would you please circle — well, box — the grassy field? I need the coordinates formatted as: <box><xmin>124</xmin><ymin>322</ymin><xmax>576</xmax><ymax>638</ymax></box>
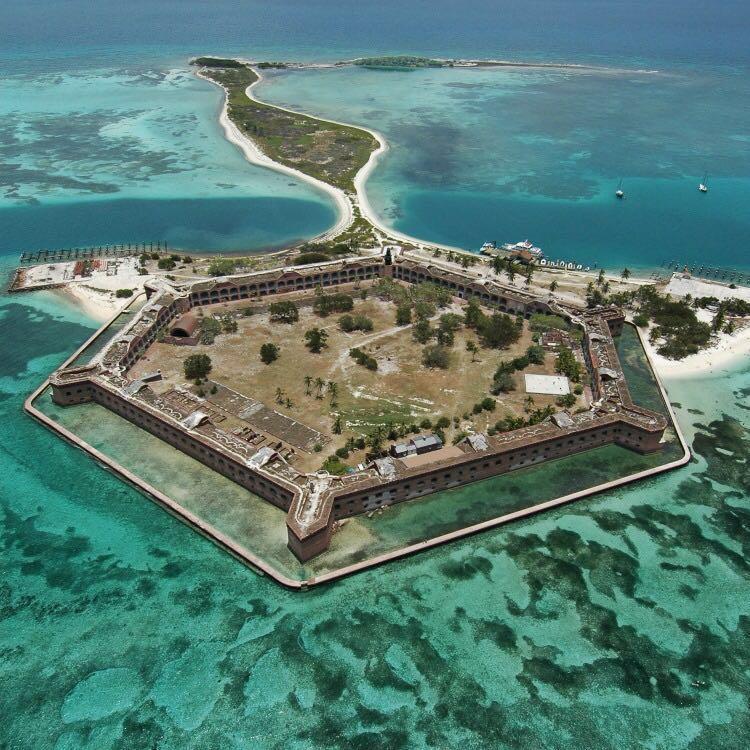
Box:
<box><xmin>132</xmin><ymin>294</ymin><xmax>580</xmax><ymax>472</ymax></box>
<box><xmin>198</xmin><ymin>62</ymin><xmax>378</xmax><ymax>193</ymax></box>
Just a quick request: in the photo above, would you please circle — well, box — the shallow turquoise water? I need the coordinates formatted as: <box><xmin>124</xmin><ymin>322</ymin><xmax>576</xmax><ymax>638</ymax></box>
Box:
<box><xmin>3</xmin><ymin>1</ymin><xmax>750</xmax><ymax>746</ymax></box>
<box><xmin>261</xmin><ymin>65</ymin><xmax>750</xmax><ymax>271</ymax></box>
<box><xmin>0</xmin><ymin>67</ymin><xmax>335</xmax><ymax>253</ymax></box>
<box><xmin>2</xmin><ymin>255</ymin><xmax>750</xmax><ymax>747</ymax></box>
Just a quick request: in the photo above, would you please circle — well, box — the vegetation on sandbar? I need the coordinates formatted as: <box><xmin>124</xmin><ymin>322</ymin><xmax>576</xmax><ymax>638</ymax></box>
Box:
<box><xmin>197</xmin><ymin>60</ymin><xmax>378</xmax><ymax>192</ymax></box>
<box><xmin>351</xmin><ymin>56</ymin><xmax>446</xmax><ymax>70</ymax></box>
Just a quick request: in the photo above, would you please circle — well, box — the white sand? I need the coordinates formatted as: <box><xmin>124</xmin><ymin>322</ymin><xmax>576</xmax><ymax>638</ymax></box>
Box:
<box><xmin>55</xmin><ymin>284</ymin><xmax>123</xmax><ymax>322</ymax></box>
<box><xmin>197</xmin><ymin>65</ymin><xmax>464</xmax><ymax>252</ymax></box>
<box><xmin>196</xmin><ymin>68</ymin><xmax>352</xmax><ymax>242</ymax></box>
<box><xmin>638</xmin><ymin>321</ymin><xmax>750</xmax><ymax>380</ymax></box>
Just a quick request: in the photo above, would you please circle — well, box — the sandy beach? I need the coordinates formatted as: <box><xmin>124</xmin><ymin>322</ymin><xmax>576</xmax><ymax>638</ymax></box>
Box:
<box><xmin>639</xmin><ymin>321</ymin><xmax>750</xmax><ymax>381</ymax></box>
<box><xmin>199</xmin><ymin>64</ymin><xmax>465</xmax><ymax>253</ymax></box>
<box><xmin>197</xmin><ymin>68</ymin><xmax>353</xmax><ymax>242</ymax></box>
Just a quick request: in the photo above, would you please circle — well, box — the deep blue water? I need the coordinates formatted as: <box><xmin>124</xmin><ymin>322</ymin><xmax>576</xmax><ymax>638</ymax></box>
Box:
<box><xmin>0</xmin><ymin>197</ymin><xmax>335</xmax><ymax>254</ymax></box>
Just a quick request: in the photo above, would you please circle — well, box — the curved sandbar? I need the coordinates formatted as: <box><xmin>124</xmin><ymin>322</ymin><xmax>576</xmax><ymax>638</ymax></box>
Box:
<box><xmin>196</xmin><ymin>68</ymin><xmax>353</xmax><ymax>242</ymax></box>
<box><xmin>197</xmin><ymin>58</ymin><xmax>465</xmax><ymax>252</ymax></box>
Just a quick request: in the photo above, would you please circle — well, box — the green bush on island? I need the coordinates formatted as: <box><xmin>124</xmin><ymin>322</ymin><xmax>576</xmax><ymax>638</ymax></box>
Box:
<box><xmin>339</xmin><ymin>314</ymin><xmax>373</xmax><ymax>333</ymax></box>
<box><xmin>555</xmin><ymin>346</ymin><xmax>582</xmax><ymax>382</ymax></box>
<box><xmin>349</xmin><ymin>347</ymin><xmax>378</xmax><ymax>371</ymax></box>
<box><xmin>294</xmin><ymin>251</ymin><xmax>331</xmax><ymax>265</ymax></box>
<box><xmin>207</xmin><ymin>258</ymin><xmax>239</xmax><ymax>276</ymax></box>
<box><xmin>192</xmin><ymin>57</ymin><xmax>246</xmax><ymax>68</ymax></box>
<box><xmin>259</xmin><ymin>342</ymin><xmax>279</xmax><ymax>364</ymax></box>
<box><xmin>352</xmin><ymin>56</ymin><xmax>445</xmax><ymax>70</ymax></box>
<box><xmin>184</xmin><ymin>353</ymin><xmax>212</xmax><ymax>380</ymax></box>
<box><xmin>304</xmin><ymin>327</ymin><xmax>329</xmax><ymax>353</ymax></box>
<box><xmin>313</xmin><ymin>292</ymin><xmax>354</xmax><ymax>317</ymax></box>
<box><xmin>636</xmin><ymin>286</ymin><xmax>712</xmax><ymax>359</ymax></box>
<box><xmin>157</xmin><ymin>258</ymin><xmax>175</xmax><ymax>271</ymax></box>
<box><xmin>198</xmin><ymin>316</ymin><xmax>222</xmax><ymax>344</ymax></box>
<box><xmin>422</xmin><ymin>344</ymin><xmax>451</xmax><ymax>369</ymax></box>
<box><xmin>269</xmin><ymin>300</ymin><xmax>299</xmax><ymax>323</ymax></box>
<box><xmin>115</xmin><ymin>288</ymin><xmax>133</xmax><ymax>298</ymax></box>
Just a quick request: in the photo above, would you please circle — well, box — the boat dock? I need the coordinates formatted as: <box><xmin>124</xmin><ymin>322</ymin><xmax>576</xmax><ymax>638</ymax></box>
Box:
<box><xmin>659</xmin><ymin>260</ymin><xmax>750</xmax><ymax>287</ymax></box>
<box><xmin>17</xmin><ymin>241</ymin><xmax>168</xmax><ymax>265</ymax></box>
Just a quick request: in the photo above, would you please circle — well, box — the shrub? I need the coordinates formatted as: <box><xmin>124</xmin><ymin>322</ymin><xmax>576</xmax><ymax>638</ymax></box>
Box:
<box><xmin>556</xmin><ymin>393</ymin><xmax>577</xmax><ymax>408</ymax></box>
<box><xmin>555</xmin><ymin>346</ymin><xmax>582</xmax><ymax>382</ymax></box>
<box><xmin>322</xmin><ymin>456</ymin><xmax>347</xmax><ymax>475</ymax></box>
<box><xmin>339</xmin><ymin>314</ymin><xmax>373</xmax><ymax>332</ymax></box>
<box><xmin>526</xmin><ymin>344</ymin><xmax>545</xmax><ymax>365</ymax></box>
<box><xmin>480</xmin><ymin>397</ymin><xmax>496</xmax><ymax>411</ymax></box>
<box><xmin>115</xmin><ymin>288</ymin><xmax>133</xmax><ymax>298</ymax></box>
<box><xmin>349</xmin><ymin>347</ymin><xmax>378</xmax><ymax>371</ymax></box>
<box><xmin>422</xmin><ymin>344</ymin><xmax>451</xmax><ymax>369</ymax></box>
<box><xmin>492</xmin><ymin>371</ymin><xmax>516</xmax><ymax>394</ymax></box>
<box><xmin>198</xmin><ymin>316</ymin><xmax>222</xmax><ymax>344</ymax></box>
<box><xmin>206</xmin><ymin>258</ymin><xmax>237</xmax><ymax>276</ymax></box>
<box><xmin>157</xmin><ymin>258</ymin><xmax>175</xmax><ymax>271</ymax></box>
<box><xmin>420</xmin><ymin>418</ymin><xmax>433</xmax><ymax>429</ymax></box>
<box><xmin>478</xmin><ymin>312</ymin><xmax>522</xmax><ymax>349</ymax></box>
<box><xmin>396</xmin><ymin>304</ymin><xmax>412</xmax><ymax>326</ymax></box>
<box><xmin>412</xmin><ymin>319</ymin><xmax>433</xmax><ymax>344</ymax></box>
<box><xmin>335</xmin><ymin>447</ymin><xmax>350</xmax><ymax>459</ymax></box>
<box><xmin>472</xmin><ymin>403</ymin><xmax>483</xmax><ymax>415</ymax></box>
<box><xmin>633</xmin><ymin>312</ymin><xmax>649</xmax><ymax>327</ymax></box>
<box><xmin>436</xmin><ymin>416</ymin><xmax>451</xmax><ymax>429</ymax></box>
<box><xmin>573</xmin><ymin>384</ymin><xmax>584</xmax><ymax>395</ymax></box>
<box><xmin>314</xmin><ymin>292</ymin><xmax>354</xmax><ymax>316</ymax></box>
<box><xmin>241</xmin><ymin>306</ymin><xmax>255</xmax><ymax>317</ymax></box>
<box><xmin>305</xmin><ymin>327</ymin><xmax>329</xmax><ymax>353</ymax></box>
<box><xmin>294</xmin><ymin>251</ymin><xmax>331</xmax><ymax>265</ymax></box>
<box><xmin>259</xmin><ymin>342</ymin><xmax>280</xmax><ymax>364</ymax></box>
<box><xmin>269</xmin><ymin>300</ymin><xmax>299</xmax><ymax>323</ymax></box>
<box><xmin>313</xmin><ymin>443</ymin><xmax>323</xmax><ymax>453</ymax></box>
<box><xmin>184</xmin><ymin>354</ymin><xmax>212</xmax><ymax>380</ymax></box>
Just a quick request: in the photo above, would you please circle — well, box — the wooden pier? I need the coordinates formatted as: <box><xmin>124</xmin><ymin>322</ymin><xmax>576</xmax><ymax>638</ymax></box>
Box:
<box><xmin>660</xmin><ymin>259</ymin><xmax>750</xmax><ymax>287</ymax></box>
<box><xmin>18</xmin><ymin>241</ymin><xmax>168</xmax><ymax>265</ymax></box>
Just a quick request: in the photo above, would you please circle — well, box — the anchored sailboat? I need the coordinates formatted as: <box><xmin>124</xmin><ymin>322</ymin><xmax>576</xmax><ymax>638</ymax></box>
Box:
<box><xmin>615</xmin><ymin>179</ymin><xmax>624</xmax><ymax>199</ymax></box>
<box><xmin>698</xmin><ymin>174</ymin><xmax>708</xmax><ymax>193</ymax></box>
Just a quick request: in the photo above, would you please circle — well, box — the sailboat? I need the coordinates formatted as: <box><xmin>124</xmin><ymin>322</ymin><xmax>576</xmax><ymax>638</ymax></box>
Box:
<box><xmin>698</xmin><ymin>174</ymin><xmax>708</xmax><ymax>193</ymax></box>
<box><xmin>615</xmin><ymin>179</ymin><xmax>624</xmax><ymax>199</ymax></box>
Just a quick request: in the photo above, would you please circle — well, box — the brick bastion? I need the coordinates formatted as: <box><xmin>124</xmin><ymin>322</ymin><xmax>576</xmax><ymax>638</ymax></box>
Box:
<box><xmin>44</xmin><ymin>249</ymin><xmax>673</xmax><ymax>565</ymax></box>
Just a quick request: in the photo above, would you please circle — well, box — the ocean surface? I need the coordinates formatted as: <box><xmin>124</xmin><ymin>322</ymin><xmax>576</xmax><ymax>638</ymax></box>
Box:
<box><xmin>2</xmin><ymin>1</ymin><xmax>750</xmax><ymax>747</ymax></box>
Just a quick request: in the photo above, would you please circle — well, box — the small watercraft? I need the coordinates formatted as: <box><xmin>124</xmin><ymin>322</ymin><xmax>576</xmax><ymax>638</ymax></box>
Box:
<box><xmin>699</xmin><ymin>174</ymin><xmax>708</xmax><ymax>193</ymax></box>
<box><xmin>615</xmin><ymin>179</ymin><xmax>624</xmax><ymax>199</ymax></box>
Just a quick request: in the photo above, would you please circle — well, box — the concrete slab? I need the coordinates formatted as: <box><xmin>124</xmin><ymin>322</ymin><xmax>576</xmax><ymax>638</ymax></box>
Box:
<box><xmin>524</xmin><ymin>373</ymin><xmax>570</xmax><ymax>395</ymax></box>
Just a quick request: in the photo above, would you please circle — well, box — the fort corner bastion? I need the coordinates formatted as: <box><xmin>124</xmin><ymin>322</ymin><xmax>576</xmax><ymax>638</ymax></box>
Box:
<box><xmin>47</xmin><ymin>248</ymin><xmax>668</xmax><ymax>564</ymax></box>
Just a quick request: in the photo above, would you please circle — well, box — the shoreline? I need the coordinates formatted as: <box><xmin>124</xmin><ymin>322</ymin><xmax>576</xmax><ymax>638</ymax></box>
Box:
<box><xmin>196</xmin><ymin>69</ymin><xmax>353</xmax><ymax>243</ymax></box>
<box><xmin>249</xmin><ymin>66</ymin><xmax>465</xmax><ymax>252</ymax></box>
<box><xmin>640</xmin><ymin>321</ymin><xmax>750</xmax><ymax>381</ymax></box>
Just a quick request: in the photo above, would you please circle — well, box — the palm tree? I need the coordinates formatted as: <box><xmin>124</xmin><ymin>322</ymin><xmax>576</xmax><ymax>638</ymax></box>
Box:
<box><xmin>314</xmin><ymin>377</ymin><xmax>325</xmax><ymax>398</ymax></box>
<box><xmin>327</xmin><ymin>381</ymin><xmax>338</xmax><ymax>404</ymax></box>
<box><xmin>275</xmin><ymin>387</ymin><xmax>285</xmax><ymax>404</ymax></box>
<box><xmin>602</xmin><ymin>280</ymin><xmax>611</xmax><ymax>294</ymax></box>
<box><xmin>333</xmin><ymin>415</ymin><xmax>342</xmax><ymax>434</ymax></box>
<box><xmin>466</xmin><ymin>340</ymin><xmax>479</xmax><ymax>362</ymax></box>
<box><xmin>621</xmin><ymin>268</ymin><xmax>631</xmax><ymax>280</ymax></box>
<box><xmin>507</xmin><ymin>266</ymin><xmax>516</xmax><ymax>283</ymax></box>
<box><xmin>597</xmin><ymin>268</ymin><xmax>606</xmax><ymax>286</ymax></box>
<box><xmin>549</xmin><ymin>280</ymin><xmax>558</xmax><ymax>293</ymax></box>
<box><xmin>303</xmin><ymin>375</ymin><xmax>313</xmax><ymax>395</ymax></box>
<box><xmin>524</xmin><ymin>395</ymin><xmax>535</xmax><ymax>413</ymax></box>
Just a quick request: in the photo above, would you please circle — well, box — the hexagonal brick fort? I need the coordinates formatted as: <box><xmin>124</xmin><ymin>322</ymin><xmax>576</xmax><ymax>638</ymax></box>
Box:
<box><xmin>50</xmin><ymin>248</ymin><xmax>667</xmax><ymax>562</ymax></box>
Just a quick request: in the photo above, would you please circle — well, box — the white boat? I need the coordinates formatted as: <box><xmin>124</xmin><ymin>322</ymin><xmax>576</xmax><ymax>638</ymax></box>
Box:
<box><xmin>615</xmin><ymin>179</ymin><xmax>624</xmax><ymax>199</ymax></box>
<box><xmin>699</xmin><ymin>174</ymin><xmax>708</xmax><ymax>193</ymax></box>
